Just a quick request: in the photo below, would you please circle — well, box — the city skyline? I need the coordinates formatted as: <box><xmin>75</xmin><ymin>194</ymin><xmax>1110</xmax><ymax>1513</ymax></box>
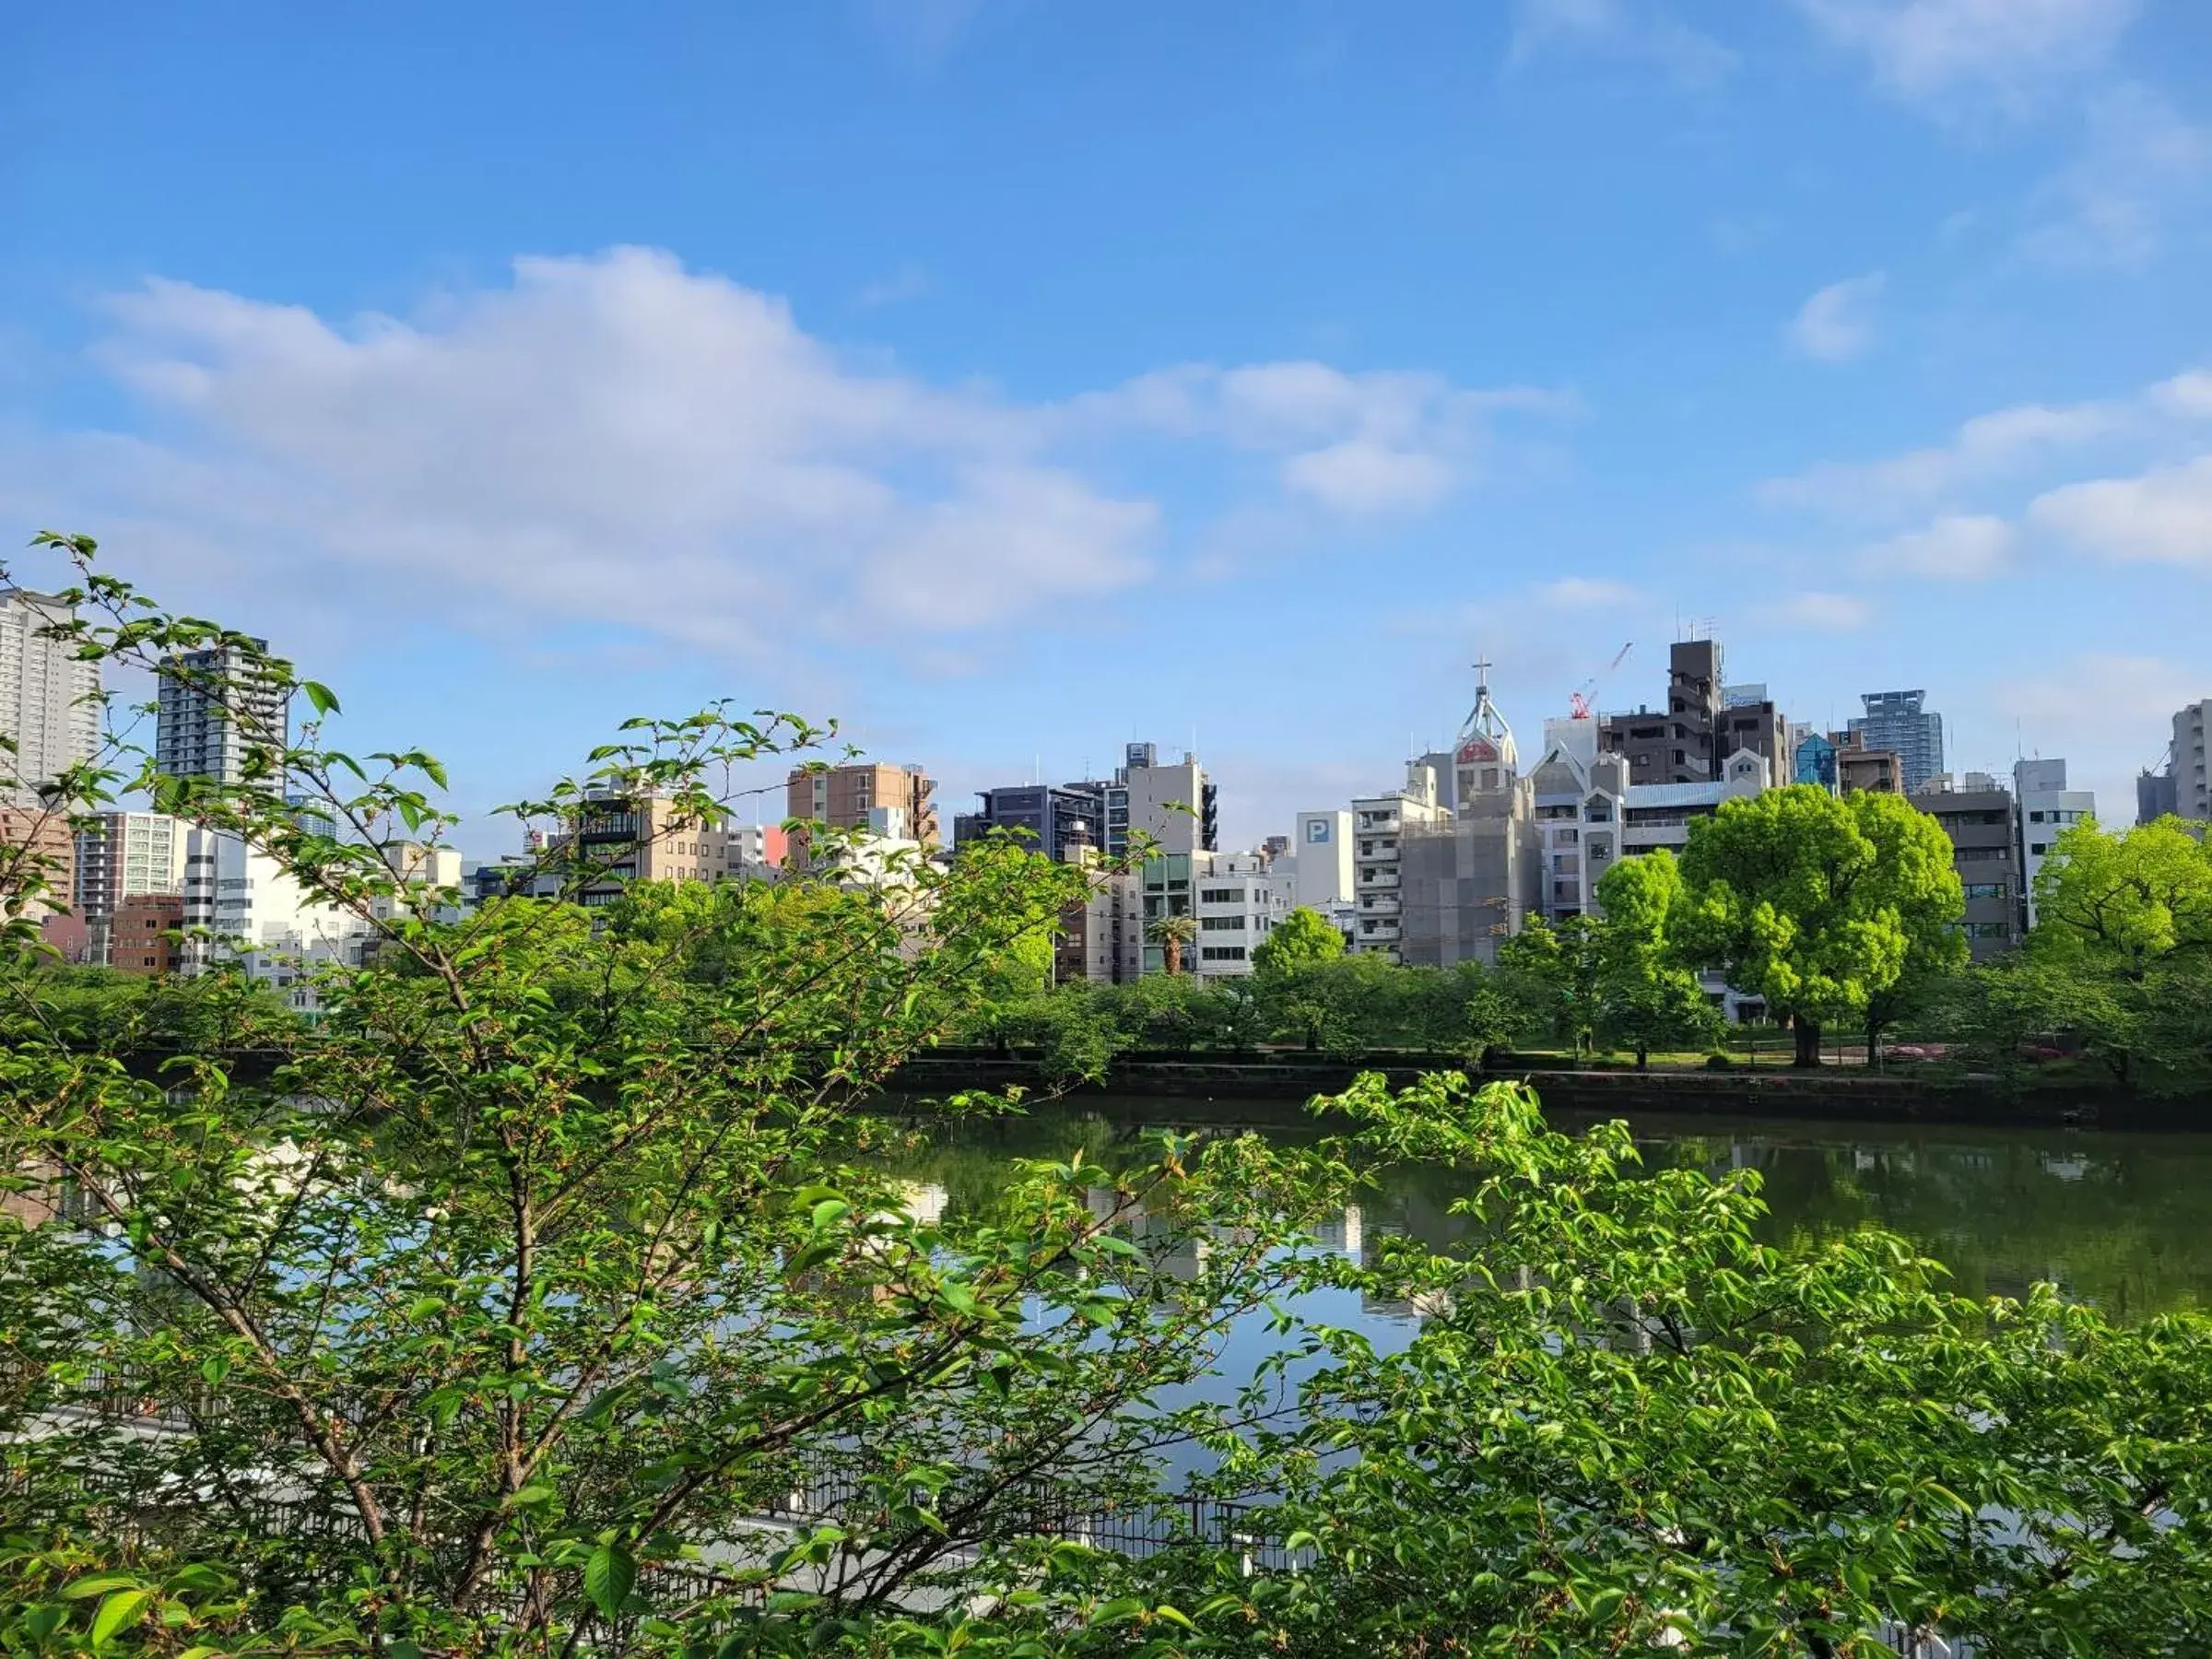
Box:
<box><xmin>5</xmin><ymin>2</ymin><xmax>2208</xmax><ymax>849</ymax></box>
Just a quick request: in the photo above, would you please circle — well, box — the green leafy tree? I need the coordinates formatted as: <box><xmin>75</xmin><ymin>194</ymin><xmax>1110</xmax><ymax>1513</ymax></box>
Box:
<box><xmin>1590</xmin><ymin>851</ymin><xmax>1718</xmax><ymax>1068</ymax></box>
<box><xmin>1674</xmin><ymin>784</ymin><xmax>1963</xmax><ymax>1066</ymax></box>
<box><xmin>0</xmin><ymin>534</ymin><xmax>1340</xmax><ymax>1654</ymax></box>
<box><xmin>2034</xmin><ymin>813</ymin><xmax>2212</xmax><ymax>969</ymax></box>
<box><xmin>1497</xmin><ymin>913</ymin><xmax>1603</xmax><ymax>1057</ymax></box>
<box><xmin>1250</xmin><ymin>905</ymin><xmax>1346</xmax><ymax>976</ymax></box>
<box><xmin>1145</xmin><ymin>1074</ymin><xmax>2212</xmax><ymax>1656</ymax></box>
<box><xmin>1990</xmin><ymin>814</ymin><xmax>2212</xmax><ymax>1087</ymax></box>
<box><xmin>1850</xmin><ymin>790</ymin><xmax>1973</xmax><ymax>1057</ymax></box>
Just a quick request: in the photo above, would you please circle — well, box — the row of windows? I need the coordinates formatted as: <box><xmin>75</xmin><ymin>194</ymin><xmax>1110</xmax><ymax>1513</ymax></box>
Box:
<box><xmin>1197</xmin><ymin>887</ymin><xmax>1243</xmax><ymax>904</ymax></box>
<box><xmin>1200</xmin><ymin>946</ymin><xmax>1247</xmax><ymax>961</ymax></box>
<box><xmin>2026</xmin><ymin>809</ymin><xmax>2087</xmax><ymax>825</ymax></box>
<box><xmin>1960</xmin><ymin>922</ymin><xmax>2011</xmax><ymax>939</ymax></box>
<box><xmin>1962</xmin><ymin>882</ymin><xmax>2009</xmax><ymax>901</ymax></box>
<box><xmin>1199</xmin><ymin>915</ymin><xmax>1243</xmax><ymax>931</ymax></box>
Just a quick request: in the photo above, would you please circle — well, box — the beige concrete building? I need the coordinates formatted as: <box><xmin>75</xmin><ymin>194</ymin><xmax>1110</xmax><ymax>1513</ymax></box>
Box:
<box><xmin>2</xmin><ymin>588</ymin><xmax>100</xmax><ymax>808</ymax></box>
<box><xmin>786</xmin><ymin>761</ymin><xmax>939</xmax><ymax>850</ymax></box>
<box><xmin>1835</xmin><ymin>730</ymin><xmax>1903</xmax><ymax>795</ymax></box>
<box><xmin>556</xmin><ymin>793</ymin><xmax>750</xmax><ymax>904</ymax></box>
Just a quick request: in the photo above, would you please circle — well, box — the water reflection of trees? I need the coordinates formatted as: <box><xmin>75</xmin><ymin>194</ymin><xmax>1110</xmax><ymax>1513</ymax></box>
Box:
<box><xmin>865</xmin><ymin>1103</ymin><xmax>2212</xmax><ymax>1320</ymax></box>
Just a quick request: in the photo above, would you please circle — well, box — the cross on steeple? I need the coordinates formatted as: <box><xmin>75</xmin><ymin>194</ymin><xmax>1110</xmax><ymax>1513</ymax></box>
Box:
<box><xmin>1473</xmin><ymin>653</ymin><xmax>1492</xmax><ymax>690</ymax></box>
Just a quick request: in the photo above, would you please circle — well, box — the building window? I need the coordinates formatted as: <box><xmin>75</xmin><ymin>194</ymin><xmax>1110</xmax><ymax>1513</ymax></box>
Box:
<box><xmin>1200</xmin><ymin>915</ymin><xmax>1243</xmax><ymax>931</ymax></box>
<box><xmin>1963</xmin><ymin>882</ymin><xmax>2009</xmax><ymax>901</ymax></box>
<box><xmin>2030</xmin><ymin>842</ymin><xmax>2048</xmax><ymax>855</ymax></box>
<box><xmin>1200</xmin><ymin>946</ymin><xmax>1247</xmax><ymax>961</ymax></box>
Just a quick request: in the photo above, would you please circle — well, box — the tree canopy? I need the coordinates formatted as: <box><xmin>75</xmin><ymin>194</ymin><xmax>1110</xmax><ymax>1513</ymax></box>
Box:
<box><xmin>1674</xmin><ymin>784</ymin><xmax>1964</xmax><ymax>1065</ymax></box>
<box><xmin>1249</xmin><ymin>906</ymin><xmax>1345</xmax><ymax>976</ymax></box>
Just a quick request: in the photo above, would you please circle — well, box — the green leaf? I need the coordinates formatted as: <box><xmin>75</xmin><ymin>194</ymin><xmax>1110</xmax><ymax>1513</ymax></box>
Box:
<box><xmin>62</xmin><ymin>1574</ymin><xmax>146</xmax><ymax>1601</ymax></box>
<box><xmin>300</xmin><ymin>679</ymin><xmax>341</xmax><ymax>717</ymax></box>
<box><xmin>584</xmin><ymin>1543</ymin><xmax>636</xmax><ymax>1619</ymax></box>
<box><xmin>89</xmin><ymin>1589</ymin><xmax>153</xmax><ymax>1650</ymax></box>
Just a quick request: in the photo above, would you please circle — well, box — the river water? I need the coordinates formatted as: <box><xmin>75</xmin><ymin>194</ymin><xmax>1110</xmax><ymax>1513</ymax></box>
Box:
<box><xmin>872</xmin><ymin>1095</ymin><xmax>2212</xmax><ymax>1330</ymax></box>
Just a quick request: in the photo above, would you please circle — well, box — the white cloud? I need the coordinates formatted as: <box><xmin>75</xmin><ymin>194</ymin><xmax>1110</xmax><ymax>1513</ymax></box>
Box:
<box><xmin>2021</xmin><ymin>83</ymin><xmax>2210</xmax><ymax>267</ymax></box>
<box><xmin>1535</xmin><ymin>576</ymin><xmax>1642</xmax><ymax>607</ymax></box>
<box><xmin>16</xmin><ymin>249</ymin><xmax>1557</xmax><ymax>658</ymax></box>
<box><xmin>1792</xmin><ymin>0</ymin><xmax>2136</xmax><ymax>111</ymax></box>
<box><xmin>1279</xmin><ymin>441</ymin><xmax>1454</xmax><ymax>513</ymax></box>
<box><xmin>2029</xmin><ymin>453</ymin><xmax>2212</xmax><ymax>569</ymax></box>
<box><xmin>1763</xmin><ymin>591</ymin><xmax>1875</xmax><ymax>630</ymax></box>
<box><xmin>2152</xmin><ymin>370</ymin><xmax>2212</xmax><ymax>418</ymax></box>
<box><xmin>1860</xmin><ymin>513</ymin><xmax>2017</xmax><ymax>579</ymax></box>
<box><xmin>1762</xmin><ymin>391</ymin><xmax>2129</xmax><ymax>513</ymax></box>
<box><xmin>1508</xmin><ymin>0</ymin><xmax>1737</xmax><ymax>88</ymax></box>
<box><xmin>1788</xmin><ymin>272</ymin><xmax>1886</xmax><ymax>362</ymax></box>
<box><xmin>1072</xmin><ymin>361</ymin><xmax>1573</xmax><ymax>516</ymax></box>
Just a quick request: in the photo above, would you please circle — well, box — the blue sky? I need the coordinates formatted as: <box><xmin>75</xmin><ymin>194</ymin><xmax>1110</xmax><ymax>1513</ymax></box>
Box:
<box><xmin>4</xmin><ymin>0</ymin><xmax>2208</xmax><ymax>854</ymax></box>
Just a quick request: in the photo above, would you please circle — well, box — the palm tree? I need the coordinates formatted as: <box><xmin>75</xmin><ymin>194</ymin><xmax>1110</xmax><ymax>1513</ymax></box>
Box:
<box><xmin>1149</xmin><ymin>912</ymin><xmax>1198</xmax><ymax>977</ymax></box>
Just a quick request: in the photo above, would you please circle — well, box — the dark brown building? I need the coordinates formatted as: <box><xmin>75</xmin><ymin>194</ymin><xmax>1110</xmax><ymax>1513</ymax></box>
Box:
<box><xmin>1600</xmin><ymin>640</ymin><xmax>1724</xmax><ymax>786</ymax></box>
<box><xmin>111</xmin><ymin>892</ymin><xmax>184</xmax><ymax>977</ymax></box>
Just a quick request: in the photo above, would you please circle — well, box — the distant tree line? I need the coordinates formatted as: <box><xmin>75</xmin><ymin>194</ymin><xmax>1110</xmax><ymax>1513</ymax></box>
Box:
<box><xmin>959</xmin><ymin>785</ymin><xmax>2212</xmax><ymax>1090</ymax></box>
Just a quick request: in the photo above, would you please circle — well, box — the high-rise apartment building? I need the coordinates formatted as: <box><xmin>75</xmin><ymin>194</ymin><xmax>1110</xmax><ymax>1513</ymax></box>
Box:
<box><xmin>2171</xmin><ymin>699</ymin><xmax>2211</xmax><ymax>822</ymax></box>
<box><xmin>786</xmin><ymin>761</ymin><xmax>939</xmax><ymax>850</ymax></box>
<box><xmin>1</xmin><ymin>588</ymin><xmax>100</xmax><ymax>806</ymax></box>
<box><xmin>1849</xmin><ymin>691</ymin><xmax>1944</xmax><ymax>794</ymax></box>
<box><xmin>2014</xmin><ymin>758</ymin><xmax>2095</xmax><ymax>930</ymax></box>
<box><xmin>73</xmin><ymin>811</ymin><xmax>188</xmax><ymax>962</ymax></box>
<box><xmin>156</xmin><ymin>641</ymin><xmax>290</xmax><ymax>786</ymax></box>
<box><xmin>1116</xmin><ymin>742</ymin><xmax>1216</xmax><ymax>857</ymax></box>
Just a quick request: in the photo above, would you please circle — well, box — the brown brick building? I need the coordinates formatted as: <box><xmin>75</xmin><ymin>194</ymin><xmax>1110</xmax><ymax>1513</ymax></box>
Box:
<box><xmin>786</xmin><ymin>762</ymin><xmax>939</xmax><ymax>849</ymax></box>
<box><xmin>111</xmin><ymin>892</ymin><xmax>186</xmax><ymax>976</ymax></box>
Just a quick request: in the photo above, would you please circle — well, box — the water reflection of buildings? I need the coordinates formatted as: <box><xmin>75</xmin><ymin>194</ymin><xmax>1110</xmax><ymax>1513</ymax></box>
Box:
<box><xmin>1083</xmin><ymin>1188</ymin><xmax>1368</xmax><ymax>1282</ymax></box>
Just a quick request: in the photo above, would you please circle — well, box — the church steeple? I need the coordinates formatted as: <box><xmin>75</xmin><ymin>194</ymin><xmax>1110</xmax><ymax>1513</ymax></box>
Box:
<box><xmin>1454</xmin><ymin>655</ymin><xmax>1519</xmax><ymax>776</ymax></box>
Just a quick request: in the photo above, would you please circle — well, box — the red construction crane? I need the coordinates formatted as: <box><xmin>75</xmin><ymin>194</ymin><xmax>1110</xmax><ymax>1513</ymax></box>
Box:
<box><xmin>1567</xmin><ymin>641</ymin><xmax>1634</xmax><ymax>721</ymax></box>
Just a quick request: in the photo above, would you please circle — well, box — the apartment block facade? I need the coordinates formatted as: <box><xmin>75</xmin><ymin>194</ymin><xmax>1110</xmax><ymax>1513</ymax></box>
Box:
<box><xmin>1</xmin><ymin>588</ymin><xmax>100</xmax><ymax>807</ymax></box>
<box><xmin>2174</xmin><ymin>699</ymin><xmax>2211</xmax><ymax>822</ymax></box>
<box><xmin>1600</xmin><ymin>639</ymin><xmax>1725</xmax><ymax>786</ymax></box>
<box><xmin>156</xmin><ymin>641</ymin><xmax>291</xmax><ymax>786</ymax></box>
<box><xmin>2014</xmin><ymin>758</ymin><xmax>2095</xmax><ymax>930</ymax></box>
<box><xmin>787</xmin><ymin>761</ymin><xmax>939</xmax><ymax>847</ymax></box>
<box><xmin>111</xmin><ymin>893</ymin><xmax>185</xmax><ymax>977</ymax></box>
<box><xmin>73</xmin><ymin>811</ymin><xmax>188</xmax><ymax>960</ymax></box>
<box><xmin>954</xmin><ymin>782</ymin><xmax>1107</xmax><ymax>862</ymax></box>
<box><xmin>1911</xmin><ymin>773</ymin><xmax>2021</xmax><ymax>960</ymax></box>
